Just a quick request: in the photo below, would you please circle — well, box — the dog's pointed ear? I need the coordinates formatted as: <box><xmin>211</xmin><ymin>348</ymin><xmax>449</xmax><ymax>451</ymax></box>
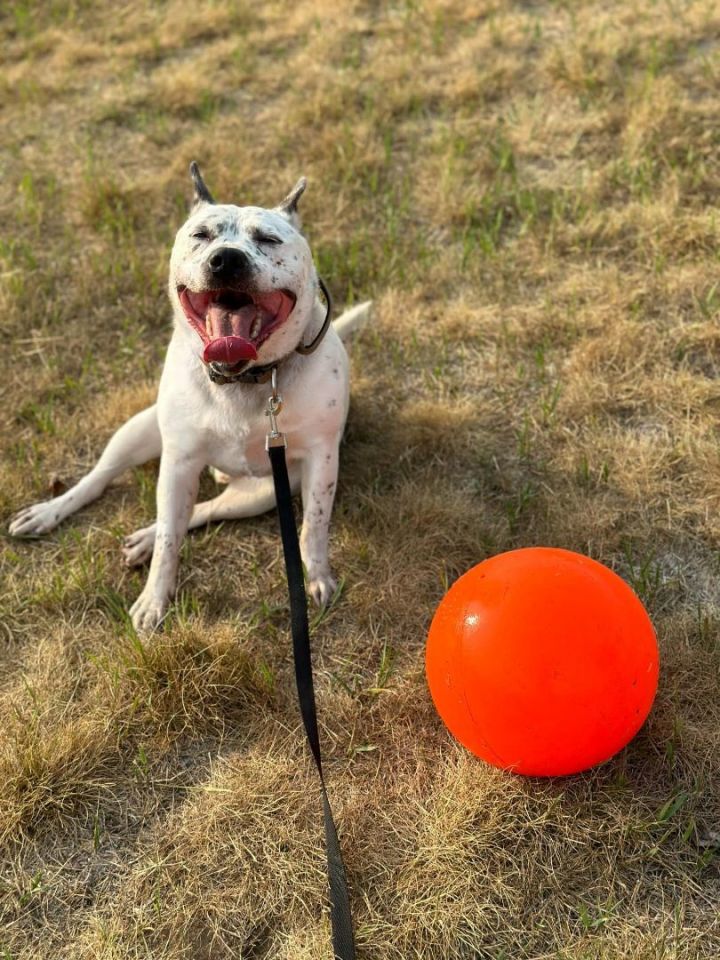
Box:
<box><xmin>189</xmin><ymin>161</ymin><xmax>215</xmax><ymax>207</ymax></box>
<box><xmin>276</xmin><ymin>176</ymin><xmax>307</xmax><ymax>228</ymax></box>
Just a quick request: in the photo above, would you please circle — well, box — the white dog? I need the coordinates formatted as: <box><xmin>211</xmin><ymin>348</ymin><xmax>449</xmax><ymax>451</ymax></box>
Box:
<box><xmin>9</xmin><ymin>163</ymin><xmax>370</xmax><ymax>633</ymax></box>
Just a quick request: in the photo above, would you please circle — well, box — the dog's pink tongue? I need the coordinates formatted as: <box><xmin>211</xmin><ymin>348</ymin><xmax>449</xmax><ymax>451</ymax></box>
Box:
<box><xmin>203</xmin><ymin>337</ymin><xmax>258</xmax><ymax>365</ymax></box>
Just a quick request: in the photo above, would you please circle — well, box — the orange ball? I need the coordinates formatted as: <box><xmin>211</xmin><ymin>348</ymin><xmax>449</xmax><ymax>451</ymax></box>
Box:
<box><xmin>426</xmin><ymin>548</ymin><xmax>659</xmax><ymax>776</ymax></box>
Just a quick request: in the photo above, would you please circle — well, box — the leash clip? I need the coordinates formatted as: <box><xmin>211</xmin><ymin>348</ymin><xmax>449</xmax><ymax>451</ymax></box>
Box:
<box><xmin>265</xmin><ymin>367</ymin><xmax>286</xmax><ymax>449</ymax></box>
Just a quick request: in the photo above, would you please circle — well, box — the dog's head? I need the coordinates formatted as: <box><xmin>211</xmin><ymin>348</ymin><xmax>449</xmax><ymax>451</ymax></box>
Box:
<box><xmin>170</xmin><ymin>162</ymin><xmax>320</xmax><ymax>381</ymax></box>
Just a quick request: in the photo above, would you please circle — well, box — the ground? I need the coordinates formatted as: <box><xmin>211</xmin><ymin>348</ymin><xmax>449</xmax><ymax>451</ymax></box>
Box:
<box><xmin>1</xmin><ymin>1</ymin><xmax>719</xmax><ymax>957</ymax></box>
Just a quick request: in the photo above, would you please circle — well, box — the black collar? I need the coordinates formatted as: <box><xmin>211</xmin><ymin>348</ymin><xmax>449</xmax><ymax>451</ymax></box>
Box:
<box><xmin>208</xmin><ymin>277</ymin><xmax>333</xmax><ymax>386</ymax></box>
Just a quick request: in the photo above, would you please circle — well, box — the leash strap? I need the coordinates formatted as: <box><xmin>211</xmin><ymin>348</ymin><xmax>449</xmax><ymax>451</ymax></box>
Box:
<box><xmin>266</xmin><ymin>400</ymin><xmax>356</xmax><ymax>959</ymax></box>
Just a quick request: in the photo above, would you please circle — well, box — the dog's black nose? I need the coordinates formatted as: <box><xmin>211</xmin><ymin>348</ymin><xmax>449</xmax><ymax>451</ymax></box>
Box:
<box><xmin>208</xmin><ymin>246</ymin><xmax>251</xmax><ymax>279</ymax></box>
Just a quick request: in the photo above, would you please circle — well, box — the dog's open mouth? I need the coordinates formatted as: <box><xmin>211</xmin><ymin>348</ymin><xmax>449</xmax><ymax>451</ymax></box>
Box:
<box><xmin>178</xmin><ymin>286</ymin><xmax>296</xmax><ymax>367</ymax></box>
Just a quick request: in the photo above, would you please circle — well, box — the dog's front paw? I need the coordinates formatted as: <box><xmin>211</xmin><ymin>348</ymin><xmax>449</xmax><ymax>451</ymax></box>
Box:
<box><xmin>130</xmin><ymin>590</ymin><xmax>169</xmax><ymax>634</ymax></box>
<box><xmin>308</xmin><ymin>571</ymin><xmax>337</xmax><ymax>608</ymax></box>
<box><xmin>8</xmin><ymin>501</ymin><xmax>61</xmax><ymax>538</ymax></box>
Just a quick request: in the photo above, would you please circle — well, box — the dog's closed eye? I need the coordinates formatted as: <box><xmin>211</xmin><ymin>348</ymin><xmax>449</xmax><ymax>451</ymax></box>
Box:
<box><xmin>253</xmin><ymin>231</ymin><xmax>282</xmax><ymax>245</ymax></box>
<box><xmin>192</xmin><ymin>229</ymin><xmax>212</xmax><ymax>242</ymax></box>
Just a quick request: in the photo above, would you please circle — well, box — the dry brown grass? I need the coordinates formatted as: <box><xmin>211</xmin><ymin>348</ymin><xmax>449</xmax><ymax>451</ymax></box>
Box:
<box><xmin>1</xmin><ymin>0</ymin><xmax>720</xmax><ymax>957</ymax></box>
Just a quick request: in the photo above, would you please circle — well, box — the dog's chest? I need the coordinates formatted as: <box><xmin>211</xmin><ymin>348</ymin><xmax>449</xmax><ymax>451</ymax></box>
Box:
<box><xmin>199</xmin><ymin>399</ymin><xmax>269</xmax><ymax>477</ymax></box>
<box><xmin>197</xmin><ymin>387</ymin><xmax>323</xmax><ymax>478</ymax></box>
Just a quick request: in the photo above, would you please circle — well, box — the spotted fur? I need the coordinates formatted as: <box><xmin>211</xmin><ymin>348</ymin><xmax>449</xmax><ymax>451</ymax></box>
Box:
<box><xmin>9</xmin><ymin>165</ymin><xmax>371</xmax><ymax>633</ymax></box>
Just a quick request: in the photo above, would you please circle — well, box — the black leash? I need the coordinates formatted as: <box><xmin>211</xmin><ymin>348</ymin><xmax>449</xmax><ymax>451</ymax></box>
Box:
<box><xmin>265</xmin><ymin>371</ymin><xmax>356</xmax><ymax>960</ymax></box>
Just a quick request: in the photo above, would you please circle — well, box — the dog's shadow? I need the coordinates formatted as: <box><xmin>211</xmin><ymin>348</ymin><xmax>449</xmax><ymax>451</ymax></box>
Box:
<box><xmin>335</xmin><ymin>391</ymin><xmax>548</xmax><ymax>588</ymax></box>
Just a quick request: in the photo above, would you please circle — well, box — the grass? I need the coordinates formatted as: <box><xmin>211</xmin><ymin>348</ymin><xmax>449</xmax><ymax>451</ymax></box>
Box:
<box><xmin>1</xmin><ymin>0</ymin><xmax>720</xmax><ymax>957</ymax></box>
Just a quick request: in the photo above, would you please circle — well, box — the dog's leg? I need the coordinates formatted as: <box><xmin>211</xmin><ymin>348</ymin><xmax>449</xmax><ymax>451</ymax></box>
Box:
<box><xmin>8</xmin><ymin>405</ymin><xmax>161</xmax><ymax>538</ymax></box>
<box><xmin>128</xmin><ymin>450</ymin><xmax>204</xmax><ymax>633</ymax></box>
<box><xmin>299</xmin><ymin>440</ymin><xmax>340</xmax><ymax>607</ymax></box>
<box><xmin>122</xmin><ymin>468</ymin><xmax>301</xmax><ymax>567</ymax></box>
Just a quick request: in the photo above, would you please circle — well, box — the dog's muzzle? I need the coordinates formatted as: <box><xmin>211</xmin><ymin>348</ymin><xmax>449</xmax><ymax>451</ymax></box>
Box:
<box><xmin>178</xmin><ymin>277</ymin><xmax>333</xmax><ymax>385</ymax></box>
<box><xmin>178</xmin><ymin>285</ymin><xmax>297</xmax><ymax>368</ymax></box>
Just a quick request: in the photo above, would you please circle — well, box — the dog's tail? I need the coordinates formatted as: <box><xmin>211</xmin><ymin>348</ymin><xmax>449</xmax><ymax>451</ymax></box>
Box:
<box><xmin>332</xmin><ymin>300</ymin><xmax>372</xmax><ymax>342</ymax></box>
